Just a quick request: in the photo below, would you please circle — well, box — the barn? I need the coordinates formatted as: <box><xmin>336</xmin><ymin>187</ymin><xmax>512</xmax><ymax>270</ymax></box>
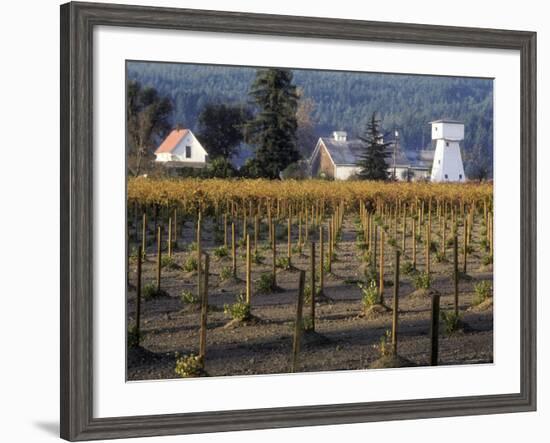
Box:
<box><xmin>308</xmin><ymin>131</ymin><xmax>425</xmax><ymax>181</ymax></box>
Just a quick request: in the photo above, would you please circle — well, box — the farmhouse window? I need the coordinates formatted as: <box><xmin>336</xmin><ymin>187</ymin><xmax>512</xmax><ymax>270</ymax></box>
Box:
<box><xmin>185</xmin><ymin>145</ymin><xmax>191</xmax><ymax>158</ymax></box>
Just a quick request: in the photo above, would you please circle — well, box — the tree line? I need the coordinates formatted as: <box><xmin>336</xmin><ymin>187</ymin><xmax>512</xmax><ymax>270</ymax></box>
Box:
<box><xmin>127</xmin><ymin>62</ymin><xmax>493</xmax><ymax>179</ymax></box>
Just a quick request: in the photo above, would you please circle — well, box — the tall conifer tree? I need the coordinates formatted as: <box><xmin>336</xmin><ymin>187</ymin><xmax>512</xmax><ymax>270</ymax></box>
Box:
<box><xmin>246</xmin><ymin>69</ymin><xmax>300</xmax><ymax>178</ymax></box>
<box><xmin>356</xmin><ymin>112</ymin><xmax>391</xmax><ymax>180</ymax></box>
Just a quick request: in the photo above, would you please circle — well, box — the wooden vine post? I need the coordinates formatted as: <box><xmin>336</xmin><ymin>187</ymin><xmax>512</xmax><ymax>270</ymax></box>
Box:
<box><xmin>379</xmin><ymin>229</ymin><xmax>385</xmax><ymax>304</ymax></box>
<box><xmin>134</xmin><ymin>244</ymin><xmax>142</xmax><ymax>346</ymax></box>
<box><xmin>173</xmin><ymin>208</ymin><xmax>178</xmax><ymax>249</ymax></box>
<box><xmin>327</xmin><ymin>220</ymin><xmax>332</xmax><ymax>273</ymax></box>
<box><xmin>272</xmin><ymin>222</ymin><xmax>277</xmax><ymax>288</ymax></box>
<box><xmin>231</xmin><ymin>222</ymin><xmax>237</xmax><ymax>278</ymax></box>
<box><xmin>223</xmin><ymin>213</ymin><xmax>228</xmax><ymax>248</ymax></box>
<box><xmin>199</xmin><ymin>253</ymin><xmax>209</xmax><ymax>364</ymax></box>
<box><xmin>197</xmin><ymin>214</ymin><xmax>202</xmax><ymax>302</ymax></box>
<box><xmin>310</xmin><ymin>241</ymin><xmax>316</xmax><ymax>332</ymax></box>
<box><xmin>391</xmin><ymin>249</ymin><xmax>401</xmax><ymax>356</ymax></box>
<box><xmin>425</xmin><ymin>224</ymin><xmax>431</xmax><ymax>274</ymax></box>
<box><xmin>298</xmin><ymin>215</ymin><xmax>302</xmax><ymax>251</ymax></box>
<box><xmin>319</xmin><ymin>225</ymin><xmax>324</xmax><ymax>295</ymax></box>
<box><xmin>463</xmin><ymin>217</ymin><xmax>468</xmax><ymax>274</ymax></box>
<box><xmin>372</xmin><ymin>224</ymin><xmax>378</xmax><ymax>276</ymax></box>
<box><xmin>453</xmin><ymin>235</ymin><xmax>459</xmax><ymax>316</ymax></box>
<box><xmin>401</xmin><ymin>210</ymin><xmax>406</xmax><ymax>253</ymax></box>
<box><xmin>412</xmin><ymin>216</ymin><xmax>417</xmax><ymax>269</ymax></box>
<box><xmin>156</xmin><ymin>226</ymin><xmax>162</xmax><ymax>293</ymax></box>
<box><xmin>246</xmin><ymin>234</ymin><xmax>251</xmax><ymax>304</ymax></box>
<box><xmin>167</xmin><ymin>216</ymin><xmax>172</xmax><ymax>258</ymax></box>
<box><xmin>141</xmin><ymin>212</ymin><xmax>147</xmax><ymax>255</ymax></box>
<box><xmin>430</xmin><ymin>291</ymin><xmax>440</xmax><ymax>366</ymax></box>
<box><xmin>287</xmin><ymin>217</ymin><xmax>292</xmax><ymax>267</ymax></box>
<box><xmin>254</xmin><ymin>214</ymin><xmax>259</xmax><ymax>256</ymax></box>
<box><xmin>441</xmin><ymin>216</ymin><xmax>446</xmax><ymax>257</ymax></box>
<box><xmin>291</xmin><ymin>270</ymin><xmax>306</xmax><ymax>373</ymax></box>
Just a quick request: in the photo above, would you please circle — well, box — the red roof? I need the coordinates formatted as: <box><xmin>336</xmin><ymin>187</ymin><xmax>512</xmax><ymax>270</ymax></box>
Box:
<box><xmin>154</xmin><ymin>129</ymin><xmax>189</xmax><ymax>154</ymax></box>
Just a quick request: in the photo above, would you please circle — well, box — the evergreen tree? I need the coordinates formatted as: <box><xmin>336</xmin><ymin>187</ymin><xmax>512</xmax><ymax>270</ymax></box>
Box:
<box><xmin>356</xmin><ymin>113</ymin><xmax>391</xmax><ymax>180</ymax></box>
<box><xmin>197</xmin><ymin>103</ymin><xmax>251</xmax><ymax>160</ymax></box>
<box><xmin>246</xmin><ymin>69</ymin><xmax>300</xmax><ymax>178</ymax></box>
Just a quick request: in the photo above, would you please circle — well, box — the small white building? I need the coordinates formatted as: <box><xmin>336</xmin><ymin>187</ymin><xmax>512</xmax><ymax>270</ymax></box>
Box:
<box><xmin>429</xmin><ymin>119</ymin><xmax>466</xmax><ymax>182</ymax></box>
<box><xmin>154</xmin><ymin>128</ymin><xmax>208</xmax><ymax>168</ymax></box>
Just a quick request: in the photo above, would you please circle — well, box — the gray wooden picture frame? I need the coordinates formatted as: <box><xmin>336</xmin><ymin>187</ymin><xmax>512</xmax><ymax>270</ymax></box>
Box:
<box><xmin>60</xmin><ymin>2</ymin><xmax>537</xmax><ymax>441</ymax></box>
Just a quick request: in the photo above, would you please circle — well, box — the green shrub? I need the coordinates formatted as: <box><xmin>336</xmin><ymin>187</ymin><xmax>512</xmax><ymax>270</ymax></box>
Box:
<box><xmin>401</xmin><ymin>261</ymin><xmax>416</xmax><ymax>275</ymax></box>
<box><xmin>143</xmin><ymin>282</ymin><xmax>158</xmax><ymax>301</ymax></box>
<box><xmin>379</xmin><ymin>329</ymin><xmax>392</xmax><ymax>357</ymax></box>
<box><xmin>174</xmin><ymin>353</ymin><xmax>203</xmax><ymax>378</ymax></box>
<box><xmin>276</xmin><ymin>257</ymin><xmax>290</xmax><ymax>270</ymax></box>
<box><xmin>362</xmin><ymin>251</ymin><xmax>372</xmax><ymax>265</ymax></box>
<box><xmin>482</xmin><ymin>254</ymin><xmax>493</xmax><ymax>266</ymax></box>
<box><xmin>213</xmin><ymin>245</ymin><xmax>228</xmax><ymax>258</ymax></box>
<box><xmin>413</xmin><ymin>272</ymin><xmax>431</xmax><ymax>289</ymax></box>
<box><xmin>473</xmin><ymin>280</ymin><xmax>492</xmax><ymax>305</ymax></box>
<box><xmin>180</xmin><ymin>289</ymin><xmax>199</xmax><ymax>305</ymax></box>
<box><xmin>387</xmin><ymin>237</ymin><xmax>397</xmax><ymax>248</ymax></box>
<box><xmin>479</xmin><ymin>238</ymin><xmax>489</xmax><ymax>251</ymax></box>
<box><xmin>435</xmin><ymin>251</ymin><xmax>447</xmax><ymax>263</ymax></box>
<box><xmin>291</xmin><ymin>244</ymin><xmax>302</xmax><ymax>255</ymax></box>
<box><xmin>183</xmin><ymin>255</ymin><xmax>198</xmax><ymax>272</ymax></box>
<box><xmin>301</xmin><ymin>315</ymin><xmax>313</xmax><ymax>331</ymax></box>
<box><xmin>223</xmin><ymin>294</ymin><xmax>251</xmax><ymax>321</ymax></box>
<box><xmin>161</xmin><ymin>255</ymin><xmax>179</xmax><ymax>270</ymax></box>
<box><xmin>253</xmin><ymin>251</ymin><xmax>265</xmax><ymax>264</ymax></box>
<box><xmin>256</xmin><ymin>272</ymin><xmax>275</xmax><ymax>293</ymax></box>
<box><xmin>363</xmin><ymin>268</ymin><xmax>378</xmax><ymax>285</ymax></box>
<box><xmin>220</xmin><ymin>266</ymin><xmax>233</xmax><ymax>281</ymax></box>
<box><xmin>127</xmin><ymin>325</ymin><xmax>142</xmax><ymax>348</ymax></box>
<box><xmin>187</xmin><ymin>241</ymin><xmax>198</xmax><ymax>252</ymax></box>
<box><xmin>129</xmin><ymin>246</ymin><xmax>145</xmax><ymax>263</ymax></box>
<box><xmin>441</xmin><ymin>310</ymin><xmax>463</xmax><ymax>334</ymax></box>
<box><xmin>358</xmin><ymin>280</ymin><xmax>379</xmax><ymax>308</ymax></box>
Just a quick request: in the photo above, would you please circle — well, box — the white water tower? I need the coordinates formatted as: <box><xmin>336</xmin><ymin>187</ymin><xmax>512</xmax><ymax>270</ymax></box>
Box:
<box><xmin>429</xmin><ymin>119</ymin><xmax>466</xmax><ymax>182</ymax></box>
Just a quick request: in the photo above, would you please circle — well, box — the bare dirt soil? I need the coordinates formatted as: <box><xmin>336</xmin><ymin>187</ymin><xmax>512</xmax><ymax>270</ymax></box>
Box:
<box><xmin>127</xmin><ymin>216</ymin><xmax>493</xmax><ymax>380</ymax></box>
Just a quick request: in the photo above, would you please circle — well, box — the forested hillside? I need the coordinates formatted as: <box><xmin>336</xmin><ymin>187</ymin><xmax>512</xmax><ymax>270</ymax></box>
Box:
<box><xmin>127</xmin><ymin>61</ymin><xmax>493</xmax><ymax>176</ymax></box>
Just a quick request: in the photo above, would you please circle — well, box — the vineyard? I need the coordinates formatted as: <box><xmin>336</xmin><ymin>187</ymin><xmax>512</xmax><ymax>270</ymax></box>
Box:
<box><xmin>126</xmin><ymin>178</ymin><xmax>494</xmax><ymax>379</ymax></box>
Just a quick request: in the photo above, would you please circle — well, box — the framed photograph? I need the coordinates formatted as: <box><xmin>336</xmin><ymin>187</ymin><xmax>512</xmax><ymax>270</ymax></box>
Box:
<box><xmin>60</xmin><ymin>1</ymin><xmax>536</xmax><ymax>440</ymax></box>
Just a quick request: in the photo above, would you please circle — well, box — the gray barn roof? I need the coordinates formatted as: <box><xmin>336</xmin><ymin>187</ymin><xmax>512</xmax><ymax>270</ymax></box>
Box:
<box><xmin>319</xmin><ymin>137</ymin><xmax>411</xmax><ymax>167</ymax></box>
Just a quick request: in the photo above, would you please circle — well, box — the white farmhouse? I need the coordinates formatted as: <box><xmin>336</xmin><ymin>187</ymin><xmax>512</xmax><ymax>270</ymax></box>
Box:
<box><xmin>154</xmin><ymin>128</ymin><xmax>208</xmax><ymax>168</ymax></box>
<box><xmin>429</xmin><ymin>119</ymin><xmax>466</xmax><ymax>182</ymax></box>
